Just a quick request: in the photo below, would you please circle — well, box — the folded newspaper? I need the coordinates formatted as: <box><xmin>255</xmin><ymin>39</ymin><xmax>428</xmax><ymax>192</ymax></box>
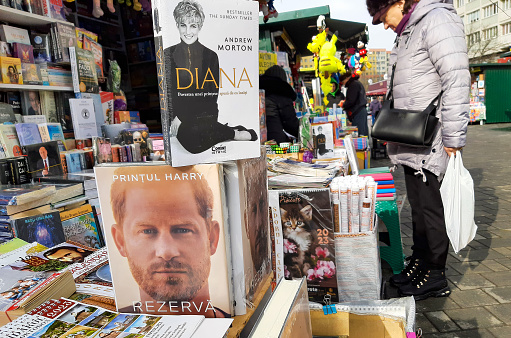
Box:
<box><xmin>270</xmin><ymin>158</ymin><xmax>342</xmax><ymax>177</ymax></box>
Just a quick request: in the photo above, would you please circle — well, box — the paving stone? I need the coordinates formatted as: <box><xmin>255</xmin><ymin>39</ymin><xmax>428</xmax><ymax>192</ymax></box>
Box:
<box><xmin>488</xmin><ymin>325</ymin><xmax>511</xmax><ymax>337</ymax></box>
<box><xmin>424</xmin><ymin>311</ymin><xmax>460</xmax><ymax>332</ymax></box>
<box><xmin>415</xmin><ymin>313</ymin><xmax>438</xmax><ymax>334</ymax></box>
<box><xmin>448</xmin><ymin>274</ymin><xmax>495</xmax><ymax>290</ymax></box>
<box><xmin>468</xmin><ymin>240</ymin><xmax>490</xmax><ymax>250</ymax></box>
<box><xmin>483</xmin><ymin>272</ymin><xmax>511</xmax><ymax>287</ymax></box>
<box><xmin>478</xmin><ymin>238</ymin><xmax>511</xmax><ymax>248</ymax></box>
<box><xmin>491</xmin><ymin>248</ymin><xmax>511</xmax><ymax>258</ymax></box>
<box><xmin>444</xmin><ymin>307</ymin><xmax>503</xmax><ymax>329</ymax></box>
<box><xmin>449</xmin><ymin>289</ymin><xmax>499</xmax><ymax>308</ymax></box>
<box><xmin>451</xmin><ymin>249</ymin><xmax>505</xmax><ymax>262</ymax></box>
<box><xmin>482</xmin><ymin>260</ymin><xmax>510</xmax><ymax>272</ymax></box>
<box><xmin>415</xmin><ymin>297</ymin><xmax>460</xmax><ymax>312</ymax></box>
<box><xmin>484</xmin><ymin>287</ymin><xmax>511</xmax><ymax>304</ymax></box>
<box><xmin>486</xmin><ymin>303</ymin><xmax>511</xmax><ymax>325</ymax></box>
<box><xmin>426</xmin><ymin>329</ymin><xmax>495</xmax><ymax>338</ymax></box>
<box><xmin>495</xmin><ymin>258</ymin><xmax>511</xmax><ymax>270</ymax></box>
<box><xmin>449</xmin><ymin>261</ymin><xmax>494</xmax><ymax>275</ymax></box>
<box><xmin>488</xmin><ymin>229</ymin><xmax>511</xmax><ymax>238</ymax></box>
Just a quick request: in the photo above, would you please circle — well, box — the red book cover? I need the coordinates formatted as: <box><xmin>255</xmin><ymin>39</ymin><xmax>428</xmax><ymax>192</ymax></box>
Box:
<box><xmin>12</xmin><ymin>43</ymin><xmax>34</xmax><ymax>64</ymax></box>
<box><xmin>377</xmin><ymin>184</ymin><xmax>395</xmax><ymax>190</ymax></box>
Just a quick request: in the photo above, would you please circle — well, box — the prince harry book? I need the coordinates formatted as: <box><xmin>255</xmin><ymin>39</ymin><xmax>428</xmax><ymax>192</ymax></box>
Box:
<box><xmin>95</xmin><ymin>164</ymin><xmax>234</xmax><ymax>318</ymax></box>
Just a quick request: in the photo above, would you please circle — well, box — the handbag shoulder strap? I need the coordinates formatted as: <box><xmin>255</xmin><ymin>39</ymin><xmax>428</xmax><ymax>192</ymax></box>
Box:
<box><xmin>386</xmin><ymin>63</ymin><xmax>396</xmax><ymax>101</ymax></box>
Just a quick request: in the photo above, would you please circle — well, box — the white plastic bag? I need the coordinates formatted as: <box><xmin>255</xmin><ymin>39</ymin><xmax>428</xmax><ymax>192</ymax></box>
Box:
<box><xmin>440</xmin><ymin>151</ymin><xmax>477</xmax><ymax>253</ymax></box>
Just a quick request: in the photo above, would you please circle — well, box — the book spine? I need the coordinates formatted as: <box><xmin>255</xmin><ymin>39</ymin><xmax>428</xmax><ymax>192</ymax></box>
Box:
<box><xmin>0</xmin><ymin>161</ymin><xmax>12</xmax><ymax>185</ymax></box>
<box><xmin>41</xmin><ymin>0</ymin><xmax>51</xmax><ymax>17</ymax></box>
<box><xmin>268</xmin><ymin>191</ymin><xmax>284</xmax><ymax>284</ymax></box>
<box><xmin>38</xmin><ymin>125</ymin><xmax>51</xmax><ymax>142</ymax></box>
<box><xmin>111</xmin><ymin>146</ymin><xmax>119</xmax><ymax>162</ymax></box>
<box><xmin>69</xmin><ymin>47</ymin><xmax>80</xmax><ymax>94</ymax></box>
<box><xmin>153</xmin><ymin>35</ymin><xmax>172</xmax><ymax>164</ymax></box>
<box><xmin>60</xmin><ymin>153</ymin><xmax>67</xmax><ymax>174</ymax></box>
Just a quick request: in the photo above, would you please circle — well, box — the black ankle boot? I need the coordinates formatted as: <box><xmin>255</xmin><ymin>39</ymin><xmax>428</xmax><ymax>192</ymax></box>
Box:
<box><xmin>399</xmin><ymin>269</ymin><xmax>451</xmax><ymax>301</ymax></box>
<box><xmin>390</xmin><ymin>257</ymin><xmax>425</xmax><ymax>286</ymax></box>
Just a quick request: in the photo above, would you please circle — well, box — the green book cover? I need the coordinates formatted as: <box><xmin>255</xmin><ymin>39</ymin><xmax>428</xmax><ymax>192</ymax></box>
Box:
<box><xmin>0</xmin><ymin>238</ymin><xmax>28</xmax><ymax>255</ymax></box>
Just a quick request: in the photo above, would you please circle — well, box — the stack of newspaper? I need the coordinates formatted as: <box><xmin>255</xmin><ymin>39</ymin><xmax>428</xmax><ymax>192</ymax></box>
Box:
<box><xmin>268</xmin><ymin>158</ymin><xmax>346</xmax><ymax>189</ymax></box>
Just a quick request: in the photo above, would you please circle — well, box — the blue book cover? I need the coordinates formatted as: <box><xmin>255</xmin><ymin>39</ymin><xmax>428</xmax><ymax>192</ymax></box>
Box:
<box><xmin>377</xmin><ymin>188</ymin><xmax>397</xmax><ymax>194</ymax></box>
<box><xmin>15</xmin><ymin>123</ymin><xmax>42</xmax><ymax>146</ymax></box>
<box><xmin>66</xmin><ymin>152</ymin><xmax>82</xmax><ymax>173</ymax></box>
<box><xmin>376</xmin><ymin>180</ymin><xmax>395</xmax><ymax>185</ymax></box>
<box><xmin>12</xmin><ymin>211</ymin><xmax>66</xmax><ymax>248</ymax></box>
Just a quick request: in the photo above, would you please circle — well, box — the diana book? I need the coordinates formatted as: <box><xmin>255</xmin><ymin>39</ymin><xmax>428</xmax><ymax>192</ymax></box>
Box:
<box><xmin>152</xmin><ymin>0</ymin><xmax>261</xmax><ymax>166</ymax></box>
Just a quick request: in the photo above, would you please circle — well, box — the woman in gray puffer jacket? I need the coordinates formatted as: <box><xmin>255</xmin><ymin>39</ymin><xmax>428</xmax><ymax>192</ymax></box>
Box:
<box><xmin>367</xmin><ymin>0</ymin><xmax>470</xmax><ymax>300</ymax></box>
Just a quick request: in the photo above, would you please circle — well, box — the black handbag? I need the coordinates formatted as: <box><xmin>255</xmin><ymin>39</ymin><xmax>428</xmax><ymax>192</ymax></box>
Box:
<box><xmin>371</xmin><ymin>63</ymin><xmax>442</xmax><ymax>147</ymax></box>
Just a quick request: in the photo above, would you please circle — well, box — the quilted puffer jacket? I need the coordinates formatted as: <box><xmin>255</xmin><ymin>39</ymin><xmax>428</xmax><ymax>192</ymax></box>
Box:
<box><xmin>386</xmin><ymin>0</ymin><xmax>470</xmax><ymax>177</ymax></box>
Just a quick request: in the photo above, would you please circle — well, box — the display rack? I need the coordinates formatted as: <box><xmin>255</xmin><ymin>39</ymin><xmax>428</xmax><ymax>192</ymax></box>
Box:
<box><xmin>0</xmin><ymin>5</ymin><xmax>73</xmax><ymax>27</ymax></box>
<box><xmin>0</xmin><ymin>84</ymin><xmax>74</xmax><ymax>92</ymax></box>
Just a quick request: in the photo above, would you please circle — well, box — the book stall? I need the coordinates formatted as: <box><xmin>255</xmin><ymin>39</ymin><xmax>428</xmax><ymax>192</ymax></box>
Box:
<box><xmin>0</xmin><ymin>1</ymin><xmax>417</xmax><ymax>337</ymax></box>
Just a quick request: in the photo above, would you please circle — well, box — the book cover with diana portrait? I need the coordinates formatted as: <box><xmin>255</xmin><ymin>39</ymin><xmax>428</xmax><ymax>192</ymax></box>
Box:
<box><xmin>152</xmin><ymin>0</ymin><xmax>260</xmax><ymax>167</ymax></box>
<box><xmin>95</xmin><ymin>164</ymin><xmax>233</xmax><ymax>318</ymax></box>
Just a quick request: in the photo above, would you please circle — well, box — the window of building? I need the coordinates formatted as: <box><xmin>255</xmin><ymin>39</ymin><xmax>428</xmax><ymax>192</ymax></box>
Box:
<box><xmin>482</xmin><ymin>26</ymin><xmax>498</xmax><ymax>40</ymax></box>
<box><xmin>503</xmin><ymin>22</ymin><xmax>511</xmax><ymax>35</ymax></box>
<box><xmin>483</xmin><ymin>4</ymin><xmax>498</xmax><ymax>18</ymax></box>
<box><xmin>503</xmin><ymin>0</ymin><xmax>511</xmax><ymax>10</ymax></box>
<box><xmin>467</xmin><ymin>32</ymin><xmax>481</xmax><ymax>45</ymax></box>
<box><xmin>457</xmin><ymin>0</ymin><xmax>464</xmax><ymax>7</ymax></box>
<box><xmin>467</xmin><ymin>10</ymin><xmax>480</xmax><ymax>23</ymax></box>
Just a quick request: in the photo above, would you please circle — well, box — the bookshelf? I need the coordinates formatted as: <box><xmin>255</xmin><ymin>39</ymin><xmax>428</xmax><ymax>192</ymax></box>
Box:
<box><xmin>0</xmin><ymin>84</ymin><xmax>74</xmax><ymax>92</ymax></box>
<box><xmin>0</xmin><ymin>5</ymin><xmax>73</xmax><ymax>27</ymax></box>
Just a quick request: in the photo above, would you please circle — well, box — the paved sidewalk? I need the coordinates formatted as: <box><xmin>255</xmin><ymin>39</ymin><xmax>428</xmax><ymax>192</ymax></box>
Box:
<box><xmin>373</xmin><ymin>123</ymin><xmax>511</xmax><ymax>337</ymax></box>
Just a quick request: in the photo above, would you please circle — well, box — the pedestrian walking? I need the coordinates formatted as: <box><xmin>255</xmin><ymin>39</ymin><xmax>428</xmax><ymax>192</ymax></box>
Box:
<box><xmin>368</xmin><ymin>97</ymin><xmax>382</xmax><ymax>124</ymax></box>
<box><xmin>366</xmin><ymin>0</ymin><xmax>470</xmax><ymax>300</ymax></box>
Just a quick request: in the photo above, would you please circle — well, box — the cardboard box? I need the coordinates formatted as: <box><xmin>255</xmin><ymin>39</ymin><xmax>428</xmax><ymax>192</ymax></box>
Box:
<box><xmin>310</xmin><ymin>310</ymin><xmax>406</xmax><ymax>337</ymax></box>
<box><xmin>0</xmin><ymin>25</ymin><xmax>30</xmax><ymax>45</ymax></box>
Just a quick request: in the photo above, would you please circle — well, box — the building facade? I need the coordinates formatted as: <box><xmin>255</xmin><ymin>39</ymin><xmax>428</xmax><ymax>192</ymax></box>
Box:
<box><xmin>455</xmin><ymin>0</ymin><xmax>511</xmax><ymax>62</ymax></box>
<box><xmin>360</xmin><ymin>48</ymin><xmax>391</xmax><ymax>89</ymax></box>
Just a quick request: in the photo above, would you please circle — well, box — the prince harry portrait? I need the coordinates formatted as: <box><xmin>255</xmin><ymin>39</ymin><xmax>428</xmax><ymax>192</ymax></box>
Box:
<box><xmin>95</xmin><ymin>165</ymin><xmax>232</xmax><ymax>318</ymax></box>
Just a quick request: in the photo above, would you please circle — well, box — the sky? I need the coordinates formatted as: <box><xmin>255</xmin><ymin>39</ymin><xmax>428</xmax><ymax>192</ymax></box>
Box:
<box><xmin>273</xmin><ymin>0</ymin><xmax>396</xmax><ymax>51</ymax></box>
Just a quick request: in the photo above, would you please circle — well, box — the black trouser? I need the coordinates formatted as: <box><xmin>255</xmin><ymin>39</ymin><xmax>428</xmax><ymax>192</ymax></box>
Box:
<box><xmin>403</xmin><ymin>165</ymin><xmax>449</xmax><ymax>269</ymax></box>
<box><xmin>176</xmin><ymin>116</ymin><xmax>235</xmax><ymax>154</ymax></box>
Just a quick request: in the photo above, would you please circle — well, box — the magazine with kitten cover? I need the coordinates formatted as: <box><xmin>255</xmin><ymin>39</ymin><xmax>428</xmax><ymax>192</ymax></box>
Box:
<box><xmin>271</xmin><ymin>188</ymin><xmax>338</xmax><ymax>302</ymax></box>
<box><xmin>224</xmin><ymin>148</ymin><xmax>271</xmax><ymax>315</ymax></box>
<box><xmin>95</xmin><ymin>164</ymin><xmax>234</xmax><ymax>317</ymax></box>
<box><xmin>152</xmin><ymin>0</ymin><xmax>260</xmax><ymax>167</ymax></box>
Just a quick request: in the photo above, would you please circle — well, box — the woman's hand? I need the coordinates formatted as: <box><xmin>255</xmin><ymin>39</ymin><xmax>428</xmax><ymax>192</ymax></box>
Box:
<box><xmin>444</xmin><ymin>147</ymin><xmax>462</xmax><ymax>157</ymax></box>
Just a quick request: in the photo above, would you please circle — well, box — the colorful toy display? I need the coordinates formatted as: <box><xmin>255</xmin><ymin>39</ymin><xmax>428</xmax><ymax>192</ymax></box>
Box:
<box><xmin>258</xmin><ymin>0</ymin><xmax>278</xmax><ymax>23</ymax></box>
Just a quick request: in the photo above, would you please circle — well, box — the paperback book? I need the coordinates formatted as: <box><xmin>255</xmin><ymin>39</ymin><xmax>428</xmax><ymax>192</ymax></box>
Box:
<box><xmin>152</xmin><ymin>0</ymin><xmax>260</xmax><ymax>166</ymax></box>
<box><xmin>95</xmin><ymin>164</ymin><xmax>234</xmax><ymax>317</ymax></box>
<box><xmin>24</xmin><ymin>141</ymin><xmax>64</xmax><ymax>177</ymax></box>
<box><xmin>224</xmin><ymin>149</ymin><xmax>272</xmax><ymax>315</ymax></box>
<box><xmin>15</xmin><ymin>123</ymin><xmax>42</xmax><ymax>146</ymax></box>
<box><xmin>60</xmin><ymin>204</ymin><xmax>103</xmax><ymax>249</ymax></box>
<box><xmin>0</xmin><ymin>124</ymin><xmax>22</xmax><ymax>158</ymax></box>
<box><xmin>11</xmin><ymin>211</ymin><xmax>66</xmax><ymax>248</ymax></box>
